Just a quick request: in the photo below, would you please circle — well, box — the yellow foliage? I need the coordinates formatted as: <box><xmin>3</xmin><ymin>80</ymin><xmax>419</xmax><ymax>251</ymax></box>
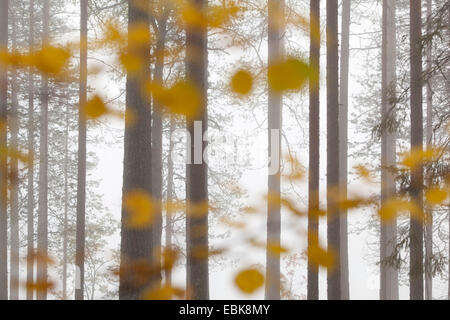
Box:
<box><xmin>267</xmin><ymin>242</ymin><xmax>289</xmax><ymax>255</ymax></box>
<box><xmin>123</xmin><ymin>190</ymin><xmax>155</xmax><ymax>228</ymax></box>
<box><xmin>142</xmin><ymin>286</ymin><xmax>185</xmax><ymax>300</ymax></box>
<box><xmin>25</xmin><ymin>280</ymin><xmax>54</xmax><ymax>292</ymax></box>
<box><xmin>230</xmin><ymin>69</ymin><xmax>253</xmax><ymax>95</ymax></box>
<box><xmin>307</xmin><ymin>244</ymin><xmax>335</xmax><ymax>269</ymax></box>
<box><xmin>400</xmin><ymin>148</ymin><xmax>437</xmax><ymax>169</ymax></box>
<box><xmin>425</xmin><ymin>187</ymin><xmax>448</xmax><ymax>205</ymax></box>
<box><xmin>378</xmin><ymin>198</ymin><xmax>421</xmax><ymax>222</ymax></box>
<box><xmin>354</xmin><ymin>164</ymin><xmax>373</xmax><ymax>182</ymax></box>
<box><xmin>234</xmin><ymin>268</ymin><xmax>264</xmax><ymax>294</ymax></box>
<box><xmin>128</xmin><ymin>23</ymin><xmax>151</xmax><ymax>49</ymax></box>
<box><xmin>268</xmin><ymin>57</ymin><xmax>310</xmax><ymax>92</ymax></box>
<box><xmin>119</xmin><ymin>52</ymin><xmax>143</xmax><ymax>73</ymax></box>
<box><xmin>82</xmin><ymin>95</ymin><xmax>109</xmax><ymax>119</ymax></box>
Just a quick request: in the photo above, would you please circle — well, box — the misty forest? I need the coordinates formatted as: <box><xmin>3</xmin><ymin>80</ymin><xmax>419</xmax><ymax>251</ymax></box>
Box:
<box><xmin>0</xmin><ymin>0</ymin><xmax>449</xmax><ymax>301</ymax></box>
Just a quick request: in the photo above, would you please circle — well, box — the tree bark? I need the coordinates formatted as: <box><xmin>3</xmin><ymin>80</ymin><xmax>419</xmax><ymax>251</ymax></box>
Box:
<box><xmin>0</xmin><ymin>0</ymin><xmax>8</xmax><ymax>301</ymax></box>
<box><xmin>63</xmin><ymin>100</ymin><xmax>69</xmax><ymax>300</ymax></box>
<box><xmin>409</xmin><ymin>0</ymin><xmax>424</xmax><ymax>301</ymax></box>
<box><xmin>165</xmin><ymin>117</ymin><xmax>175</xmax><ymax>288</ymax></box>
<box><xmin>26</xmin><ymin>0</ymin><xmax>36</xmax><ymax>301</ymax></box>
<box><xmin>75</xmin><ymin>0</ymin><xmax>88</xmax><ymax>301</ymax></box>
<box><xmin>424</xmin><ymin>0</ymin><xmax>433</xmax><ymax>301</ymax></box>
<box><xmin>338</xmin><ymin>0</ymin><xmax>351</xmax><ymax>300</ymax></box>
<box><xmin>307</xmin><ymin>0</ymin><xmax>320</xmax><ymax>301</ymax></box>
<box><xmin>186</xmin><ymin>0</ymin><xmax>209</xmax><ymax>300</ymax></box>
<box><xmin>380</xmin><ymin>0</ymin><xmax>399</xmax><ymax>301</ymax></box>
<box><xmin>37</xmin><ymin>0</ymin><xmax>50</xmax><ymax>300</ymax></box>
<box><xmin>151</xmin><ymin>7</ymin><xmax>168</xmax><ymax>289</ymax></box>
<box><xmin>119</xmin><ymin>0</ymin><xmax>153</xmax><ymax>300</ymax></box>
<box><xmin>9</xmin><ymin>11</ymin><xmax>19</xmax><ymax>300</ymax></box>
<box><xmin>327</xmin><ymin>0</ymin><xmax>341</xmax><ymax>300</ymax></box>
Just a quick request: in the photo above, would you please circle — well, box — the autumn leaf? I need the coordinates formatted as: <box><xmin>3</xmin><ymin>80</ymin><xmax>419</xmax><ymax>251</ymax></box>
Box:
<box><xmin>230</xmin><ymin>69</ymin><xmax>253</xmax><ymax>95</ymax></box>
<box><xmin>82</xmin><ymin>95</ymin><xmax>109</xmax><ymax>119</ymax></box>
<box><xmin>425</xmin><ymin>187</ymin><xmax>448</xmax><ymax>205</ymax></box>
<box><xmin>268</xmin><ymin>57</ymin><xmax>310</xmax><ymax>92</ymax></box>
<box><xmin>119</xmin><ymin>52</ymin><xmax>142</xmax><ymax>73</ymax></box>
<box><xmin>235</xmin><ymin>269</ymin><xmax>264</xmax><ymax>294</ymax></box>
<box><xmin>142</xmin><ymin>286</ymin><xmax>185</xmax><ymax>300</ymax></box>
<box><xmin>123</xmin><ymin>190</ymin><xmax>155</xmax><ymax>228</ymax></box>
<box><xmin>267</xmin><ymin>242</ymin><xmax>289</xmax><ymax>255</ymax></box>
<box><xmin>307</xmin><ymin>244</ymin><xmax>335</xmax><ymax>269</ymax></box>
<box><xmin>378</xmin><ymin>198</ymin><xmax>421</xmax><ymax>222</ymax></box>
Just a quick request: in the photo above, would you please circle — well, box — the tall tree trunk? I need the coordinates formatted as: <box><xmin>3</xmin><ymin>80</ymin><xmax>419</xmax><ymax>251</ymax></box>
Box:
<box><xmin>447</xmin><ymin>1</ymin><xmax>450</xmax><ymax>302</ymax></box>
<box><xmin>307</xmin><ymin>0</ymin><xmax>320</xmax><ymax>301</ymax></box>
<box><xmin>265</xmin><ymin>0</ymin><xmax>283</xmax><ymax>301</ymax></box>
<box><xmin>37</xmin><ymin>0</ymin><xmax>50</xmax><ymax>300</ymax></box>
<box><xmin>409</xmin><ymin>0</ymin><xmax>424</xmax><ymax>301</ymax></box>
<box><xmin>424</xmin><ymin>0</ymin><xmax>433</xmax><ymax>301</ymax></box>
<box><xmin>380</xmin><ymin>0</ymin><xmax>399</xmax><ymax>300</ymax></box>
<box><xmin>62</xmin><ymin>101</ymin><xmax>69</xmax><ymax>300</ymax></box>
<box><xmin>338</xmin><ymin>0</ymin><xmax>351</xmax><ymax>300</ymax></box>
<box><xmin>165</xmin><ymin>117</ymin><xmax>175</xmax><ymax>288</ymax></box>
<box><xmin>151</xmin><ymin>8</ymin><xmax>168</xmax><ymax>290</ymax></box>
<box><xmin>186</xmin><ymin>0</ymin><xmax>209</xmax><ymax>300</ymax></box>
<box><xmin>119</xmin><ymin>0</ymin><xmax>153</xmax><ymax>300</ymax></box>
<box><xmin>380</xmin><ymin>0</ymin><xmax>399</xmax><ymax>301</ymax></box>
<box><xmin>0</xmin><ymin>0</ymin><xmax>8</xmax><ymax>301</ymax></box>
<box><xmin>9</xmin><ymin>11</ymin><xmax>19</xmax><ymax>300</ymax></box>
<box><xmin>75</xmin><ymin>0</ymin><xmax>88</xmax><ymax>301</ymax></box>
<box><xmin>26</xmin><ymin>0</ymin><xmax>36</xmax><ymax>301</ymax></box>
<box><xmin>326</xmin><ymin>0</ymin><xmax>341</xmax><ymax>300</ymax></box>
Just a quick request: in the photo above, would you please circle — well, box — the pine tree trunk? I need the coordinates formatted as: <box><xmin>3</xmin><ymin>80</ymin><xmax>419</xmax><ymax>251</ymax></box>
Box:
<box><xmin>186</xmin><ymin>0</ymin><xmax>209</xmax><ymax>300</ymax></box>
<box><xmin>75</xmin><ymin>0</ymin><xmax>88</xmax><ymax>301</ymax></box>
<box><xmin>165</xmin><ymin>117</ymin><xmax>175</xmax><ymax>288</ymax></box>
<box><xmin>327</xmin><ymin>0</ymin><xmax>341</xmax><ymax>300</ymax></box>
<box><xmin>338</xmin><ymin>0</ymin><xmax>351</xmax><ymax>300</ymax></box>
<box><xmin>62</xmin><ymin>101</ymin><xmax>69</xmax><ymax>300</ymax></box>
<box><xmin>424</xmin><ymin>0</ymin><xmax>433</xmax><ymax>301</ymax></box>
<box><xmin>0</xmin><ymin>0</ymin><xmax>8</xmax><ymax>301</ymax></box>
<box><xmin>9</xmin><ymin>12</ymin><xmax>19</xmax><ymax>300</ymax></box>
<box><xmin>26</xmin><ymin>0</ymin><xmax>36</xmax><ymax>301</ymax></box>
<box><xmin>380</xmin><ymin>0</ymin><xmax>399</xmax><ymax>300</ymax></box>
<box><xmin>265</xmin><ymin>0</ymin><xmax>283</xmax><ymax>301</ymax></box>
<box><xmin>37</xmin><ymin>0</ymin><xmax>50</xmax><ymax>300</ymax></box>
<box><xmin>119</xmin><ymin>0</ymin><xmax>153</xmax><ymax>300</ymax></box>
<box><xmin>409</xmin><ymin>0</ymin><xmax>424</xmax><ymax>301</ymax></box>
<box><xmin>307</xmin><ymin>0</ymin><xmax>320</xmax><ymax>301</ymax></box>
<box><xmin>151</xmin><ymin>10</ymin><xmax>168</xmax><ymax>290</ymax></box>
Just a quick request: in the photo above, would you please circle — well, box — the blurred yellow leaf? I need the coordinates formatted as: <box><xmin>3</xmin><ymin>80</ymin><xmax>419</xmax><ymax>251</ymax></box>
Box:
<box><xmin>307</xmin><ymin>244</ymin><xmax>335</xmax><ymax>269</ymax></box>
<box><xmin>235</xmin><ymin>269</ymin><xmax>264</xmax><ymax>294</ymax></box>
<box><xmin>425</xmin><ymin>187</ymin><xmax>448</xmax><ymax>205</ymax></box>
<box><xmin>119</xmin><ymin>52</ymin><xmax>142</xmax><ymax>73</ymax></box>
<box><xmin>142</xmin><ymin>286</ymin><xmax>185</xmax><ymax>300</ymax></box>
<box><xmin>354</xmin><ymin>165</ymin><xmax>373</xmax><ymax>182</ymax></box>
<box><xmin>267</xmin><ymin>243</ymin><xmax>289</xmax><ymax>254</ymax></box>
<box><xmin>268</xmin><ymin>57</ymin><xmax>310</xmax><ymax>92</ymax></box>
<box><xmin>400</xmin><ymin>148</ymin><xmax>436</xmax><ymax>169</ymax></box>
<box><xmin>25</xmin><ymin>280</ymin><xmax>54</xmax><ymax>292</ymax></box>
<box><xmin>33</xmin><ymin>45</ymin><xmax>71</xmax><ymax>75</ymax></box>
<box><xmin>379</xmin><ymin>198</ymin><xmax>420</xmax><ymax>222</ymax></box>
<box><xmin>123</xmin><ymin>190</ymin><xmax>155</xmax><ymax>228</ymax></box>
<box><xmin>230</xmin><ymin>69</ymin><xmax>253</xmax><ymax>95</ymax></box>
<box><xmin>82</xmin><ymin>95</ymin><xmax>109</xmax><ymax>119</ymax></box>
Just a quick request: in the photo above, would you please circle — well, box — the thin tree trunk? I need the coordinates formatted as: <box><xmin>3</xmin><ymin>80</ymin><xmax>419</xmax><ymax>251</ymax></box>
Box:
<box><xmin>37</xmin><ymin>0</ymin><xmax>50</xmax><ymax>300</ymax></box>
<box><xmin>62</xmin><ymin>101</ymin><xmax>69</xmax><ymax>300</ymax></box>
<box><xmin>26</xmin><ymin>0</ymin><xmax>36</xmax><ymax>301</ymax></box>
<box><xmin>380</xmin><ymin>0</ymin><xmax>399</xmax><ymax>301</ymax></box>
<box><xmin>0</xmin><ymin>0</ymin><xmax>8</xmax><ymax>301</ymax></box>
<box><xmin>307</xmin><ymin>0</ymin><xmax>320</xmax><ymax>301</ymax></box>
<box><xmin>338</xmin><ymin>0</ymin><xmax>351</xmax><ymax>300</ymax></box>
<box><xmin>75</xmin><ymin>0</ymin><xmax>88</xmax><ymax>301</ymax></box>
<box><xmin>186</xmin><ymin>0</ymin><xmax>209</xmax><ymax>300</ymax></box>
<box><xmin>265</xmin><ymin>0</ymin><xmax>283</xmax><ymax>301</ymax></box>
<box><xmin>165</xmin><ymin>117</ymin><xmax>175</xmax><ymax>288</ymax></box>
<box><xmin>119</xmin><ymin>0</ymin><xmax>153</xmax><ymax>300</ymax></box>
<box><xmin>409</xmin><ymin>0</ymin><xmax>424</xmax><ymax>301</ymax></box>
<box><xmin>151</xmin><ymin>8</ymin><xmax>168</xmax><ymax>289</ymax></box>
<box><xmin>9</xmin><ymin>11</ymin><xmax>19</xmax><ymax>300</ymax></box>
<box><xmin>327</xmin><ymin>0</ymin><xmax>341</xmax><ymax>300</ymax></box>
<box><xmin>424</xmin><ymin>0</ymin><xmax>433</xmax><ymax>301</ymax></box>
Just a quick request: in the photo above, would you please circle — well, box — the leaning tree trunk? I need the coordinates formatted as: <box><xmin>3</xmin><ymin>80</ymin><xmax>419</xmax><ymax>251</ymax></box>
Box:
<box><xmin>327</xmin><ymin>0</ymin><xmax>341</xmax><ymax>300</ymax></box>
<box><xmin>9</xmin><ymin>12</ymin><xmax>19</xmax><ymax>300</ymax></box>
<box><xmin>380</xmin><ymin>0</ymin><xmax>399</xmax><ymax>301</ymax></box>
<box><xmin>409</xmin><ymin>0</ymin><xmax>424</xmax><ymax>301</ymax></box>
<box><xmin>0</xmin><ymin>0</ymin><xmax>8</xmax><ymax>301</ymax></box>
<box><xmin>265</xmin><ymin>0</ymin><xmax>283</xmax><ymax>301</ymax></box>
<box><xmin>119</xmin><ymin>0</ymin><xmax>153</xmax><ymax>300</ymax></box>
<box><xmin>26</xmin><ymin>0</ymin><xmax>36</xmax><ymax>301</ymax></box>
<box><xmin>151</xmin><ymin>9</ymin><xmax>169</xmax><ymax>290</ymax></box>
<box><xmin>186</xmin><ymin>0</ymin><xmax>209</xmax><ymax>300</ymax></box>
<box><xmin>37</xmin><ymin>0</ymin><xmax>50</xmax><ymax>300</ymax></box>
<box><xmin>307</xmin><ymin>0</ymin><xmax>320</xmax><ymax>301</ymax></box>
<box><xmin>75</xmin><ymin>0</ymin><xmax>88</xmax><ymax>301</ymax></box>
<box><xmin>338</xmin><ymin>0</ymin><xmax>351</xmax><ymax>300</ymax></box>
<box><xmin>424</xmin><ymin>0</ymin><xmax>433</xmax><ymax>301</ymax></box>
